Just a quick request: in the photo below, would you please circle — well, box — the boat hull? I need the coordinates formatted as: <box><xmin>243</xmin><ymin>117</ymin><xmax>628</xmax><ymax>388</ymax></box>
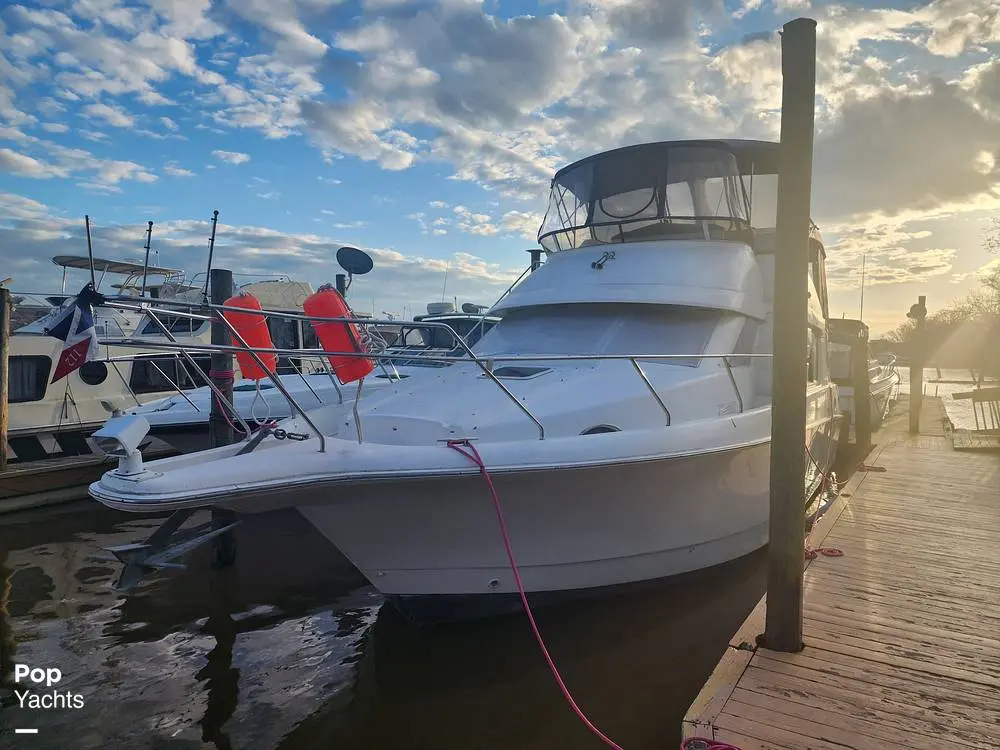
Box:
<box><xmin>289</xmin><ymin>429</ymin><xmax>837</xmax><ymax>609</ymax></box>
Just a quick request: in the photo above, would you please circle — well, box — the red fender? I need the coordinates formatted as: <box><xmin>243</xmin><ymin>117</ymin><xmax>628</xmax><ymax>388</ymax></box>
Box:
<box><xmin>303</xmin><ymin>286</ymin><xmax>375</xmax><ymax>384</ymax></box>
<box><xmin>222</xmin><ymin>293</ymin><xmax>277</xmax><ymax>380</ymax></box>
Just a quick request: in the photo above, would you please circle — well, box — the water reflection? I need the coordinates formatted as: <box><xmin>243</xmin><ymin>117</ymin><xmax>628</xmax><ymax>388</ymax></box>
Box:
<box><xmin>0</xmin><ymin>501</ymin><xmax>765</xmax><ymax>749</ymax></box>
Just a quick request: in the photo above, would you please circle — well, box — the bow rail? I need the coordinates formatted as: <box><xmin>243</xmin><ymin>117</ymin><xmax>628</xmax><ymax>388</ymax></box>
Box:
<box><xmin>96</xmin><ymin>299</ymin><xmax>770</xmax><ymax>447</ymax></box>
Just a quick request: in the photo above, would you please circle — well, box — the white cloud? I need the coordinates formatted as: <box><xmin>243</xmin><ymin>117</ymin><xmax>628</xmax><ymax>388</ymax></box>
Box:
<box><xmin>40</xmin><ymin>122</ymin><xmax>70</xmax><ymax>133</ymax></box>
<box><xmin>212</xmin><ymin>149</ymin><xmax>251</xmax><ymax>164</ymax></box>
<box><xmin>164</xmin><ymin>163</ymin><xmax>196</xmax><ymax>177</ymax></box>
<box><xmin>82</xmin><ymin>101</ymin><xmax>135</xmax><ymax>128</ymax></box>
<box><xmin>0</xmin><ymin>147</ymin><xmax>66</xmax><ymax>178</ymax></box>
<box><xmin>0</xmin><ymin>199</ymin><xmax>529</xmax><ymax>319</ymax></box>
<box><xmin>160</xmin><ymin>116</ymin><xmax>179</xmax><ymax>131</ymax></box>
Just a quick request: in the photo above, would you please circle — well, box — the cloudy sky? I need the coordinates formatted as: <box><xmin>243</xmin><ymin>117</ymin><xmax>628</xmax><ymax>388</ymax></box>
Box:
<box><xmin>1</xmin><ymin>0</ymin><xmax>998</xmax><ymax>334</ymax></box>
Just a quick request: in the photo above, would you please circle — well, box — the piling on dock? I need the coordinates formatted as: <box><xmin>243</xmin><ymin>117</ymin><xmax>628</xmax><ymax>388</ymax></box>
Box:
<box><xmin>209</xmin><ymin>267</ymin><xmax>238</xmax><ymax>567</ymax></box>
<box><xmin>682</xmin><ymin>395</ymin><xmax>1000</xmax><ymax>748</ymax></box>
<box><xmin>907</xmin><ymin>295</ymin><xmax>927</xmax><ymax>434</ymax></box>
<box><xmin>763</xmin><ymin>15</ymin><xmax>818</xmax><ymax>655</ymax></box>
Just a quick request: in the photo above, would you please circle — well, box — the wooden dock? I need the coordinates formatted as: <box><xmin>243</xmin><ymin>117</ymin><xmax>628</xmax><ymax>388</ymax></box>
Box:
<box><xmin>683</xmin><ymin>395</ymin><xmax>1000</xmax><ymax>749</ymax></box>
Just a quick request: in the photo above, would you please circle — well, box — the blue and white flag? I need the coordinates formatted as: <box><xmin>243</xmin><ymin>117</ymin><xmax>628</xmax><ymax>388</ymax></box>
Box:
<box><xmin>45</xmin><ymin>283</ymin><xmax>105</xmax><ymax>383</ymax></box>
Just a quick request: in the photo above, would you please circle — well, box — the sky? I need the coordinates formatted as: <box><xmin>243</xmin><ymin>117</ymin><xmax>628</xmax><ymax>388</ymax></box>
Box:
<box><xmin>0</xmin><ymin>0</ymin><xmax>998</xmax><ymax>336</ymax></box>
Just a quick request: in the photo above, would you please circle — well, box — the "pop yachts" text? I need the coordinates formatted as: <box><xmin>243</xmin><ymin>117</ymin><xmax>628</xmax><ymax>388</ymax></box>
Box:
<box><xmin>13</xmin><ymin>664</ymin><xmax>85</xmax><ymax>710</ymax></box>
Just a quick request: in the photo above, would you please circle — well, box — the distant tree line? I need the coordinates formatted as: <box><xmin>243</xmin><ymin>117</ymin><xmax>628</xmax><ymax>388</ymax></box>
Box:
<box><xmin>874</xmin><ymin>219</ymin><xmax>999</xmax><ymax>375</ymax></box>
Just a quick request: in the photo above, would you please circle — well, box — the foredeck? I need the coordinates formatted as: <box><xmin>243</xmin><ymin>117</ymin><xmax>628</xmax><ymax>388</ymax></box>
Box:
<box><xmin>683</xmin><ymin>395</ymin><xmax>1000</xmax><ymax>749</ymax></box>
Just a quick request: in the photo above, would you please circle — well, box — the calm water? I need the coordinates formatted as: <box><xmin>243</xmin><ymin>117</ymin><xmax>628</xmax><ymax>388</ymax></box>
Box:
<box><xmin>0</xmin><ymin>504</ymin><xmax>767</xmax><ymax>749</ymax></box>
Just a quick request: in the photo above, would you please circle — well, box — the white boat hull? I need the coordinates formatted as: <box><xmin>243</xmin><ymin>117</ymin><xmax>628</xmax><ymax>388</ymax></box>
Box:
<box><xmin>295</xmin><ymin>442</ymin><xmax>773</xmax><ymax>598</ymax></box>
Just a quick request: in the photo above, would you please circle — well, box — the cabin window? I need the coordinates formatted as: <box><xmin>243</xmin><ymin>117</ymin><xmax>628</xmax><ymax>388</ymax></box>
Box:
<box><xmin>828</xmin><ymin>342</ymin><xmax>852</xmax><ymax>381</ymax></box>
<box><xmin>266</xmin><ymin>316</ymin><xmax>301</xmax><ymax>374</ymax></box>
<box><xmin>9</xmin><ymin>356</ymin><xmax>50</xmax><ymax>403</ymax></box>
<box><xmin>138</xmin><ymin>315</ymin><xmax>205</xmax><ymax>336</ymax></box>
<box><xmin>807</xmin><ymin>327</ymin><xmax>820</xmax><ymax>383</ymax></box>
<box><xmin>129</xmin><ymin>355</ymin><xmax>211</xmax><ymax>394</ymax></box>
<box><xmin>300</xmin><ymin>320</ymin><xmax>319</xmax><ymax>350</ymax></box>
<box><xmin>473</xmin><ymin>304</ymin><xmax>720</xmax><ymax>366</ymax></box>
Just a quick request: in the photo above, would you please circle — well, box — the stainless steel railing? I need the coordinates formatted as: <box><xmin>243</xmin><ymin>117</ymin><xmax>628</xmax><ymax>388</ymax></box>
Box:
<box><xmin>96</xmin><ymin>298</ymin><xmax>768</xmax><ymax>448</ymax></box>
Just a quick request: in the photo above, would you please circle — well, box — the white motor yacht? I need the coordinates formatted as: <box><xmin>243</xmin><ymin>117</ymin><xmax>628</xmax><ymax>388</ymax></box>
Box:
<box><xmin>89</xmin><ymin>139</ymin><xmax>840</xmax><ymax>622</ymax></box>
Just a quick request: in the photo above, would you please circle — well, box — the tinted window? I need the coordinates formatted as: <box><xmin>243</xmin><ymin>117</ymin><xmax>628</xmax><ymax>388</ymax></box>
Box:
<box><xmin>129</xmin><ymin>355</ymin><xmax>211</xmax><ymax>394</ymax></box>
<box><xmin>139</xmin><ymin>315</ymin><xmax>204</xmax><ymax>336</ymax></box>
<box><xmin>10</xmin><ymin>356</ymin><xmax>50</xmax><ymax>402</ymax></box>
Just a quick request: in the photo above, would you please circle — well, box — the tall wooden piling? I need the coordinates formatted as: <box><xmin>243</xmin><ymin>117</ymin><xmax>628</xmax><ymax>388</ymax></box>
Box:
<box><xmin>763</xmin><ymin>16</ymin><xmax>818</xmax><ymax>653</ymax></box>
<box><xmin>209</xmin><ymin>268</ymin><xmax>237</xmax><ymax>567</ymax></box>
<box><xmin>0</xmin><ymin>288</ymin><xmax>10</xmax><ymax>473</ymax></box>
<box><xmin>908</xmin><ymin>295</ymin><xmax>927</xmax><ymax>434</ymax></box>
<box><xmin>853</xmin><ymin>323</ymin><xmax>872</xmax><ymax>454</ymax></box>
<box><xmin>335</xmin><ymin>273</ymin><xmax>347</xmax><ymax>296</ymax></box>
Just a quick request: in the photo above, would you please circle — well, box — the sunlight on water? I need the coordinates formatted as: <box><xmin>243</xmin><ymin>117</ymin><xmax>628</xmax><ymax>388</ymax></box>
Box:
<box><xmin>897</xmin><ymin>368</ymin><xmax>996</xmax><ymax>430</ymax></box>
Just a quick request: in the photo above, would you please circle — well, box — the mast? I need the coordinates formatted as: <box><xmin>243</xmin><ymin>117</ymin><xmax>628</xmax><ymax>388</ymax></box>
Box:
<box><xmin>141</xmin><ymin>220</ymin><xmax>154</xmax><ymax>297</ymax></box>
<box><xmin>85</xmin><ymin>215</ymin><xmax>96</xmax><ymax>288</ymax></box>
<box><xmin>859</xmin><ymin>253</ymin><xmax>866</xmax><ymax>321</ymax></box>
<box><xmin>202</xmin><ymin>209</ymin><xmax>220</xmax><ymax>300</ymax></box>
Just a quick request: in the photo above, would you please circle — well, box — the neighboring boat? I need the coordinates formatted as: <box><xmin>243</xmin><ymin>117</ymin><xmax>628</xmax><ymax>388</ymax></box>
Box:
<box><xmin>13</xmin><ymin>254</ymin><xmax>190</xmax><ymax>338</ymax></box>
<box><xmin>379</xmin><ymin>302</ymin><xmax>500</xmax><ymax>369</ymax></box>
<box><xmin>89</xmin><ymin>139</ymin><xmax>840</xmax><ymax>623</ymax></box>
<box><xmin>827</xmin><ymin>318</ymin><xmax>899</xmax><ymax>443</ymax></box>
<box><xmin>4</xmin><ymin>269</ymin><xmax>318</xmax><ymax>465</ymax></box>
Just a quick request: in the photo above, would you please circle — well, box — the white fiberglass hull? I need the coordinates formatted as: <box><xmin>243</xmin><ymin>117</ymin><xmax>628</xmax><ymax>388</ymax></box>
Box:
<box><xmin>90</xmin><ymin>402</ymin><xmax>838</xmax><ymax>605</ymax></box>
<box><xmin>296</xmin><ymin>441</ymin><xmax>773</xmax><ymax>598</ymax></box>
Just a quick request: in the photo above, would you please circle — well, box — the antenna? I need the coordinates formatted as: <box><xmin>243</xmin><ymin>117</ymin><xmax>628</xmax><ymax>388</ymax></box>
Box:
<box><xmin>140</xmin><ymin>220</ymin><xmax>154</xmax><ymax>297</ymax></box>
<box><xmin>335</xmin><ymin>246</ymin><xmax>373</xmax><ymax>295</ymax></box>
<box><xmin>85</xmin><ymin>215</ymin><xmax>96</xmax><ymax>288</ymax></box>
<box><xmin>202</xmin><ymin>209</ymin><xmax>220</xmax><ymax>300</ymax></box>
<box><xmin>859</xmin><ymin>253</ymin><xmax>866</xmax><ymax>321</ymax></box>
<box><xmin>441</xmin><ymin>261</ymin><xmax>450</xmax><ymax>302</ymax></box>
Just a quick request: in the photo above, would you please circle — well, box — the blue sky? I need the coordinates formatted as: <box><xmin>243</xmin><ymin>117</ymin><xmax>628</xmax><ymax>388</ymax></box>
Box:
<box><xmin>1</xmin><ymin>0</ymin><xmax>998</xmax><ymax>333</ymax></box>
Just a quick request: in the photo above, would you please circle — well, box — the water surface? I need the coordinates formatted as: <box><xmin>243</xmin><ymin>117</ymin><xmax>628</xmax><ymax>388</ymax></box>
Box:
<box><xmin>1</xmin><ymin>504</ymin><xmax>766</xmax><ymax>749</ymax></box>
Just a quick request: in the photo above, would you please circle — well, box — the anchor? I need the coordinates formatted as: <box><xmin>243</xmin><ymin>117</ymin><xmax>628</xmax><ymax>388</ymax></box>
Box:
<box><xmin>92</xmin><ymin>509</ymin><xmax>241</xmax><ymax>591</ymax></box>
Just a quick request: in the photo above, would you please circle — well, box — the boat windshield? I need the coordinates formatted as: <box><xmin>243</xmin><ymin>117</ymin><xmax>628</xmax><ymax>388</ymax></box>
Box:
<box><xmin>472</xmin><ymin>303</ymin><xmax>723</xmax><ymax>367</ymax></box>
<box><xmin>537</xmin><ymin>144</ymin><xmax>752</xmax><ymax>252</ymax></box>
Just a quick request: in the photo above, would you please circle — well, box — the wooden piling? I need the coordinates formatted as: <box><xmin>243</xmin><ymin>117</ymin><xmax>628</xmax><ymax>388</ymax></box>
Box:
<box><xmin>852</xmin><ymin>323</ymin><xmax>872</xmax><ymax>454</ymax></box>
<box><xmin>908</xmin><ymin>295</ymin><xmax>927</xmax><ymax>434</ymax></box>
<box><xmin>209</xmin><ymin>268</ymin><xmax>237</xmax><ymax>567</ymax></box>
<box><xmin>335</xmin><ymin>273</ymin><xmax>347</xmax><ymax>296</ymax></box>
<box><xmin>763</xmin><ymin>16</ymin><xmax>818</xmax><ymax>654</ymax></box>
<box><xmin>0</xmin><ymin>287</ymin><xmax>10</xmax><ymax>473</ymax></box>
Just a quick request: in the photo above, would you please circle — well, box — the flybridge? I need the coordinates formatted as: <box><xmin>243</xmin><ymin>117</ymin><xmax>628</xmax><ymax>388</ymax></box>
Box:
<box><xmin>536</xmin><ymin>139</ymin><xmax>785</xmax><ymax>253</ymax></box>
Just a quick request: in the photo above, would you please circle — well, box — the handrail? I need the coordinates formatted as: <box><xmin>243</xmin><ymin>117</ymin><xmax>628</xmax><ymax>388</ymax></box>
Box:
<box><xmin>189</xmin><ymin>306</ymin><xmax>329</xmax><ymax>452</ymax></box>
<box><xmin>630</xmin><ymin>358</ymin><xmax>671</xmax><ymax>426</ymax></box>
<box><xmin>140</xmin><ymin>306</ymin><xmax>253</xmax><ymax>436</ymax></box>
<box><xmin>97</xmin><ymin>299</ymin><xmax>762</xmax><ymax>447</ymax></box>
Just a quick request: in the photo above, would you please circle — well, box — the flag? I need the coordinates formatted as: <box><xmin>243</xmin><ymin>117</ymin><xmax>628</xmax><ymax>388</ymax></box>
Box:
<box><xmin>45</xmin><ymin>282</ymin><xmax>106</xmax><ymax>383</ymax></box>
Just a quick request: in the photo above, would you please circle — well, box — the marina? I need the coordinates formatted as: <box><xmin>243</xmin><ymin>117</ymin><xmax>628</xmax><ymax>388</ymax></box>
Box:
<box><xmin>683</xmin><ymin>394</ymin><xmax>1000</xmax><ymax>748</ymax></box>
<box><xmin>1</xmin><ymin>10</ymin><xmax>998</xmax><ymax>750</ymax></box>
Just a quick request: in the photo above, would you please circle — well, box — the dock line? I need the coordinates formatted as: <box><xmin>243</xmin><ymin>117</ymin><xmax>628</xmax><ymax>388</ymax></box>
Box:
<box><xmin>447</xmin><ymin>438</ymin><xmax>627</xmax><ymax>750</ymax></box>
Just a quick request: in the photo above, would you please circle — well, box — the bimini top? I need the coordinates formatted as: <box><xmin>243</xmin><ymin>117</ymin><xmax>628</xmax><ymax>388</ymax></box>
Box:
<box><xmin>52</xmin><ymin>255</ymin><xmax>181</xmax><ymax>277</ymax></box>
<box><xmin>537</xmin><ymin>139</ymin><xmax>781</xmax><ymax>253</ymax></box>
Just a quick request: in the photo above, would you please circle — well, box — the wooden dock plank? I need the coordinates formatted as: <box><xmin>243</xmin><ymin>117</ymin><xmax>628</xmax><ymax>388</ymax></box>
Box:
<box><xmin>683</xmin><ymin>396</ymin><xmax>1000</xmax><ymax>748</ymax></box>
